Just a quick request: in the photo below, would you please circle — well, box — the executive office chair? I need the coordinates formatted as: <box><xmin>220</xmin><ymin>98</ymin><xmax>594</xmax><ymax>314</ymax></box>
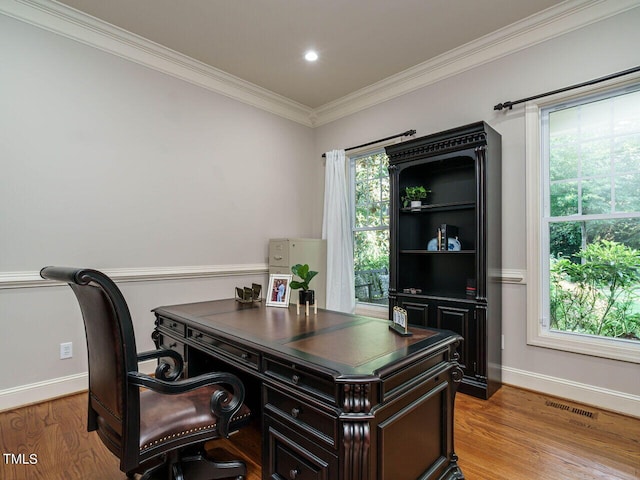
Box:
<box><xmin>40</xmin><ymin>267</ymin><xmax>250</xmax><ymax>480</ymax></box>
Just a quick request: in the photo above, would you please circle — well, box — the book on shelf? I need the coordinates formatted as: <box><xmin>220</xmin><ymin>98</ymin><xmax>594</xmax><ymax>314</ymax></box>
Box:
<box><xmin>439</xmin><ymin>224</ymin><xmax>459</xmax><ymax>250</ymax></box>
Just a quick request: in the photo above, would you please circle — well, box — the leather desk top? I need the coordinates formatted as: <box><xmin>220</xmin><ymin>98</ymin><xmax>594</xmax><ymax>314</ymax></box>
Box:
<box><xmin>153</xmin><ymin>299</ymin><xmax>455</xmax><ymax>376</ymax></box>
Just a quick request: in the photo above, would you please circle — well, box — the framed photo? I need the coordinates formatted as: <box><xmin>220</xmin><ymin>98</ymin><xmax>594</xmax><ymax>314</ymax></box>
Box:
<box><xmin>266</xmin><ymin>274</ymin><xmax>292</xmax><ymax>307</ymax></box>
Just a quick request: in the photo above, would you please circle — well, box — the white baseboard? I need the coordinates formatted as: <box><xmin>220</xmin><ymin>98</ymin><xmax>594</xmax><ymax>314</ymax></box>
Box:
<box><xmin>3</xmin><ymin>362</ymin><xmax>638</xmax><ymax>419</ymax></box>
<box><xmin>0</xmin><ymin>360</ymin><xmax>157</xmax><ymax>412</ymax></box>
<box><xmin>502</xmin><ymin>366</ymin><xmax>640</xmax><ymax>418</ymax></box>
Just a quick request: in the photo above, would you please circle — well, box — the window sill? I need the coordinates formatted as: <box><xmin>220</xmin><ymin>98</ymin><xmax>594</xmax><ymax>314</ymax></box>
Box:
<box><xmin>527</xmin><ymin>328</ymin><xmax>640</xmax><ymax>364</ymax></box>
<box><xmin>355</xmin><ymin>302</ymin><xmax>388</xmax><ymax>319</ymax></box>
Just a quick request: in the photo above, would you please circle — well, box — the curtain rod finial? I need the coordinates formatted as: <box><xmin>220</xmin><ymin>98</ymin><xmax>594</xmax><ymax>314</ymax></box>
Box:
<box><xmin>493</xmin><ymin>102</ymin><xmax>513</xmax><ymax>111</ymax></box>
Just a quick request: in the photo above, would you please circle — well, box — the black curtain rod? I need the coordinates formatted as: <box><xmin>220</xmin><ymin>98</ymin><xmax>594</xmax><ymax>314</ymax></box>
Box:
<box><xmin>493</xmin><ymin>65</ymin><xmax>640</xmax><ymax>111</ymax></box>
<box><xmin>322</xmin><ymin>129</ymin><xmax>416</xmax><ymax>157</ymax></box>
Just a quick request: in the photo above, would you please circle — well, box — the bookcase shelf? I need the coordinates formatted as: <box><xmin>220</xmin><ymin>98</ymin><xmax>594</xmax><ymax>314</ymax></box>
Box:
<box><xmin>400</xmin><ymin>201</ymin><xmax>476</xmax><ymax>213</ymax></box>
<box><xmin>386</xmin><ymin>121</ymin><xmax>502</xmax><ymax>400</ymax></box>
<box><xmin>400</xmin><ymin>250</ymin><xmax>476</xmax><ymax>254</ymax></box>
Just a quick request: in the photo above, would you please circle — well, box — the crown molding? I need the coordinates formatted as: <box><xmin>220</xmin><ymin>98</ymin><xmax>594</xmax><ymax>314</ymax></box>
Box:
<box><xmin>1</xmin><ymin>0</ymin><xmax>638</xmax><ymax>128</ymax></box>
<box><xmin>0</xmin><ymin>0</ymin><xmax>315</xmax><ymax>126</ymax></box>
<box><xmin>312</xmin><ymin>0</ymin><xmax>640</xmax><ymax>126</ymax></box>
<box><xmin>0</xmin><ymin>264</ymin><xmax>269</xmax><ymax>289</ymax></box>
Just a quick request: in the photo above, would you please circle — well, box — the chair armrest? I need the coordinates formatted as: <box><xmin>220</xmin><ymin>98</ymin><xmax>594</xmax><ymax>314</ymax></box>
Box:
<box><xmin>128</xmin><ymin>371</ymin><xmax>245</xmax><ymax>437</ymax></box>
<box><xmin>137</xmin><ymin>349</ymin><xmax>184</xmax><ymax>381</ymax></box>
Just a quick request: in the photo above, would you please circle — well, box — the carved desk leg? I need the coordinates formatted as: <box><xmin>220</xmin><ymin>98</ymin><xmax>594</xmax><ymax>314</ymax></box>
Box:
<box><xmin>342</xmin><ymin>383</ymin><xmax>372</xmax><ymax>480</ymax></box>
<box><xmin>446</xmin><ymin>342</ymin><xmax>466</xmax><ymax>480</ymax></box>
<box><xmin>343</xmin><ymin>421</ymin><xmax>370</xmax><ymax>480</ymax></box>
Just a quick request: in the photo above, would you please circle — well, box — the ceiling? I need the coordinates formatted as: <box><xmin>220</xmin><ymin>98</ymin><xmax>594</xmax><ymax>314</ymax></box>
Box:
<box><xmin>54</xmin><ymin>0</ymin><xmax>566</xmax><ymax>109</ymax></box>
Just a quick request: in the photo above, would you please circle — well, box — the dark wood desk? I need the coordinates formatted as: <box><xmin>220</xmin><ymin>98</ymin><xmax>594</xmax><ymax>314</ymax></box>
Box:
<box><xmin>153</xmin><ymin>299</ymin><xmax>465</xmax><ymax>480</ymax></box>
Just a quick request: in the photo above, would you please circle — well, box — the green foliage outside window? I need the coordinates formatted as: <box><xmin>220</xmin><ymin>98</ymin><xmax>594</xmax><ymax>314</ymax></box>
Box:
<box><xmin>352</xmin><ymin>151</ymin><xmax>390</xmax><ymax>303</ymax></box>
<box><xmin>550</xmin><ymin>240</ymin><xmax>640</xmax><ymax>340</ymax></box>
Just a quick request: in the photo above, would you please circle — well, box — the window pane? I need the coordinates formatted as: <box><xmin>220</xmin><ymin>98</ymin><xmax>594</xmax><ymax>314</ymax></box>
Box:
<box><xmin>549</xmin><ymin>142</ymin><xmax>579</xmax><ymax>181</ymax></box>
<box><xmin>613</xmin><ymin>90</ymin><xmax>640</xmax><ymax>135</ymax></box>
<box><xmin>581</xmin><ymin>139</ymin><xmax>611</xmax><ymax>177</ymax></box>
<box><xmin>367</xmin><ymin>203</ymin><xmax>382</xmax><ymax>227</ymax></box>
<box><xmin>615</xmin><ymin>173</ymin><xmax>640</xmax><ymax>212</ymax></box>
<box><xmin>380</xmin><ymin>176</ymin><xmax>390</xmax><ymax>201</ymax></box>
<box><xmin>354</xmin><ymin>205</ymin><xmax>367</xmax><ymax>229</ymax></box>
<box><xmin>579</xmin><ymin>100</ymin><xmax>611</xmax><ymax>138</ymax></box>
<box><xmin>550</xmin><ymin>181</ymin><xmax>579</xmax><ymax>216</ymax></box>
<box><xmin>381</xmin><ymin>202</ymin><xmax>390</xmax><ymax>226</ymax></box>
<box><xmin>549</xmin><ymin>221</ymin><xmax>583</xmax><ymax>259</ymax></box>
<box><xmin>354</xmin><ymin>157</ymin><xmax>371</xmax><ymax>182</ymax></box>
<box><xmin>354</xmin><ymin>229</ymin><xmax>390</xmax><ymax>305</ymax></box>
<box><xmin>581</xmin><ymin>177</ymin><xmax>611</xmax><ymax>215</ymax></box>
<box><xmin>613</xmin><ymin>133</ymin><xmax>640</xmax><ymax>173</ymax></box>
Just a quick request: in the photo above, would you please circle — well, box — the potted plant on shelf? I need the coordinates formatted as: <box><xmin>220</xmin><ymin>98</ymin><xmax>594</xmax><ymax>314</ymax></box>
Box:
<box><xmin>402</xmin><ymin>186</ymin><xmax>431</xmax><ymax>211</ymax></box>
<box><xmin>290</xmin><ymin>263</ymin><xmax>318</xmax><ymax>307</ymax></box>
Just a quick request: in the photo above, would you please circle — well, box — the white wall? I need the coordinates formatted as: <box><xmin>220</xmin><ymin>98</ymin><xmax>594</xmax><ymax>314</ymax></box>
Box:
<box><xmin>314</xmin><ymin>8</ymin><xmax>640</xmax><ymax>416</ymax></box>
<box><xmin>0</xmin><ymin>14</ymin><xmax>314</xmax><ymax>405</ymax></box>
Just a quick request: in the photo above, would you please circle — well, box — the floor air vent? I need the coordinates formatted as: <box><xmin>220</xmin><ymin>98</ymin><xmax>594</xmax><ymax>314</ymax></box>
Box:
<box><xmin>545</xmin><ymin>400</ymin><xmax>597</xmax><ymax>419</ymax></box>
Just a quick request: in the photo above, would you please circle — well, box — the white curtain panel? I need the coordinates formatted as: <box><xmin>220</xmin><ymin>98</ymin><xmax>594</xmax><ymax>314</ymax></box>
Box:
<box><xmin>322</xmin><ymin>149</ymin><xmax>356</xmax><ymax>313</ymax></box>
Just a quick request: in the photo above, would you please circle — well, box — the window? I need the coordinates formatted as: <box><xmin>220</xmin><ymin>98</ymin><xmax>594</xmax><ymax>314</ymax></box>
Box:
<box><xmin>350</xmin><ymin>150</ymin><xmax>390</xmax><ymax>307</ymax></box>
<box><xmin>526</xmin><ymin>78</ymin><xmax>640</xmax><ymax>363</ymax></box>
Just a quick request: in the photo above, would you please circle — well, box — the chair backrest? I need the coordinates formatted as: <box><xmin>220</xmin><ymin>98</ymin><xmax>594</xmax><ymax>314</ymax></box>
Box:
<box><xmin>40</xmin><ymin>267</ymin><xmax>140</xmax><ymax>470</ymax></box>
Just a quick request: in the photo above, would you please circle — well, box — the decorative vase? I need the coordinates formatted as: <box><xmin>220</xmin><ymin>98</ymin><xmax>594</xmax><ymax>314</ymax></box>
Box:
<box><xmin>410</xmin><ymin>200</ymin><xmax>422</xmax><ymax>212</ymax></box>
<box><xmin>299</xmin><ymin>289</ymin><xmax>315</xmax><ymax>306</ymax></box>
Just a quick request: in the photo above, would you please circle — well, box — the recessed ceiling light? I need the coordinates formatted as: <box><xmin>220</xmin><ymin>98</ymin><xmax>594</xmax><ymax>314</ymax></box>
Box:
<box><xmin>304</xmin><ymin>50</ymin><xmax>318</xmax><ymax>62</ymax></box>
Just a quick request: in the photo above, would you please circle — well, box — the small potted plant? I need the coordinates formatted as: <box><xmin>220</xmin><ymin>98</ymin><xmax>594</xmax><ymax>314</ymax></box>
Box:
<box><xmin>290</xmin><ymin>263</ymin><xmax>318</xmax><ymax>306</ymax></box>
<box><xmin>402</xmin><ymin>186</ymin><xmax>430</xmax><ymax>211</ymax></box>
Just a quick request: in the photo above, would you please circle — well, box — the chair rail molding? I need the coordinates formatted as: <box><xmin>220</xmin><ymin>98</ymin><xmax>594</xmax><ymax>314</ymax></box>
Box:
<box><xmin>2</xmin><ymin>0</ymin><xmax>638</xmax><ymax>126</ymax></box>
<box><xmin>498</xmin><ymin>268</ymin><xmax>527</xmax><ymax>285</ymax></box>
<box><xmin>0</xmin><ymin>264</ymin><xmax>269</xmax><ymax>289</ymax></box>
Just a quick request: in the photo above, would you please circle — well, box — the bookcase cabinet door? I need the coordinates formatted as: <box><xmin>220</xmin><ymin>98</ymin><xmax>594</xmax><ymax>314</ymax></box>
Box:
<box><xmin>436</xmin><ymin>304</ymin><xmax>478</xmax><ymax>378</ymax></box>
<box><xmin>396</xmin><ymin>296</ymin><xmax>430</xmax><ymax>327</ymax></box>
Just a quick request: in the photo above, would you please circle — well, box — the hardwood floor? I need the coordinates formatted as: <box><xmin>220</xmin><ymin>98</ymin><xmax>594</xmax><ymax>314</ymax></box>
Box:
<box><xmin>0</xmin><ymin>385</ymin><xmax>638</xmax><ymax>479</ymax></box>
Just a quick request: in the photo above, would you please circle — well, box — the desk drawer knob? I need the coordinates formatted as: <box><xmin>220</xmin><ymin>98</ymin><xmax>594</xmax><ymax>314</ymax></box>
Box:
<box><xmin>289</xmin><ymin>468</ymin><xmax>300</xmax><ymax>479</ymax></box>
<box><xmin>241</xmin><ymin>352</ymin><xmax>249</xmax><ymax>360</ymax></box>
<box><xmin>291</xmin><ymin>374</ymin><xmax>300</xmax><ymax>385</ymax></box>
<box><xmin>195</xmin><ymin>332</ymin><xmax>203</xmax><ymax>339</ymax></box>
<box><xmin>291</xmin><ymin>407</ymin><xmax>301</xmax><ymax>418</ymax></box>
<box><xmin>169</xmin><ymin>342</ymin><xmax>177</xmax><ymax>349</ymax></box>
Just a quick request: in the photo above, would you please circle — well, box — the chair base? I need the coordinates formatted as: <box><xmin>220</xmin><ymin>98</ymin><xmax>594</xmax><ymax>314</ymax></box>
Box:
<box><xmin>135</xmin><ymin>450</ymin><xmax>246</xmax><ymax>480</ymax></box>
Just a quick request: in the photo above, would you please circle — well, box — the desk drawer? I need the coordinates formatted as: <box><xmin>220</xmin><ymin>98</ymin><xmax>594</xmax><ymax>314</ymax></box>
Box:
<box><xmin>269</xmin><ymin>240</ymin><xmax>289</xmax><ymax>267</ymax></box>
<box><xmin>155</xmin><ymin>333</ymin><xmax>186</xmax><ymax>378</ymax></box>
<box><xmin>269</xmin><ymin>266</ymin><xmax>291</xmax><ymax>275</ymax></box>
<box><xmin>264</xmin><ymin>385</ymin><xmax>337</xmax><ymax>447</ymax></box>
<box><xmin>157</xmin><ymin>334</ymin><xmax>185</xmax><ymax>357</ymax></box>
<box><xmin>266</xmin><ymin>416</ymin><xmax>337</xmax><ymax>480</ymax></box>
<box><xmin>156</xmin><ymin>317</ymin><xmax>186</xmax><ymax>337</ymax></box>
<box><xmin>381</xmin><ymin>349</ymin><xmax>447</xmax><ymax>400</ymax></box>
<box><xmin>188</xmin><ymin>329</ymin><xmax>259</xmax><ymax>370</ymax></box>
<box><xmin>264</xmin><ymin>358</ymin><xmax>335</xmax><ymax>403</ymax></box>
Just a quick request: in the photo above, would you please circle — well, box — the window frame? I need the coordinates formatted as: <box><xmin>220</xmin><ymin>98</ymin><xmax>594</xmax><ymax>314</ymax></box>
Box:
<box><xmin>525</xmin><ymin>73</ymin><xmax>640</xmax><ymax>364</ymax></box>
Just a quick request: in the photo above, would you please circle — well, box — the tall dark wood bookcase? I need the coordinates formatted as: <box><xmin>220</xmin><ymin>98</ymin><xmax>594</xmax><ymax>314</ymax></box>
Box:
<box><xmin>385</xmin><ymin>121</ymin><xmax>502</xmax><ymax>399</ymax></box>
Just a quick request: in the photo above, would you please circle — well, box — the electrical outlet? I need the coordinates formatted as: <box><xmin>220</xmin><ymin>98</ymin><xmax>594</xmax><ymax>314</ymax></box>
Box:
<box><xmin>501</xmin><ymin>334</ymin><xmax>505</xmax><ymax>350</ymax></box>
<box><xmin>60</xmin><ymin>342</ymin><xmax>72</xmax><ymax>359</ymax></box>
